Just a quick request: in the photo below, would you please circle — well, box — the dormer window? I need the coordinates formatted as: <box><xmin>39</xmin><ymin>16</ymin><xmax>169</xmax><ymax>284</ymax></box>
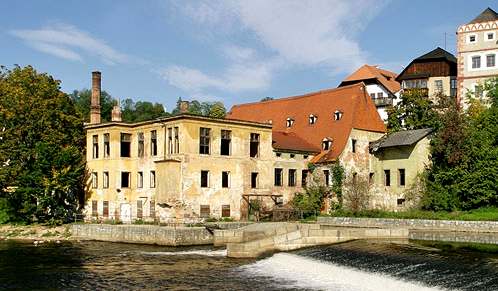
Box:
<box><xmin>286</xmin><ymin>118</ymin><xmax>294</xmax><ymax>127</ymax></box>
<box><xmin>334</xmin><ymin>110</ymin><xmax>343</xmax><ymax>121</ymax></box>
<box><xmin>309</xmin><ymin>114</ymin><xmax>317</xmax><ymax>125</ymax></box>
<box><xmin>322</xmin><ymin>138</ymin><xmax>332</xmax><ymax>150</ymax></box>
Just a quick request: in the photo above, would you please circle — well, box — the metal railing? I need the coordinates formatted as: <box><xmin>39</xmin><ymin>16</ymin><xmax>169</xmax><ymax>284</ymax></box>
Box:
<box><xmin>372</xmin><ymin>97</ymin><xmax>394</xmax><ymax>106</ymax></box>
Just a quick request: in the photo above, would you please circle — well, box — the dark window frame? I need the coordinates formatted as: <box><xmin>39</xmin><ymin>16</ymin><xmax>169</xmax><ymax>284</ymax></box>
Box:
<box><xmin>151</xmin><ymin>130</ymin><xmax>158</xmax><ymax>156</ymax></box>
<box><xmin>201</xmin><ymin>170</ymin><xmax>209</xmax><ymax>188</ymax></box>
<box><xmin>121</xmin><ymin>171</ymin><xmax>131</xmax><ymax>188</ymax></box>
<box><xmin>250</xmin><ymin>133</ymin><xmax>260</xmax><ymax>158</ymax></box>
<box><xmin>120</xmin><ymin>133</ymin><xmax>132</xmax><ymax>157</ymax></box>
<box><xmin>274</xmin><ymin>168</ymin><xmax>283</xmax><ymax>186</ymax></box>
<box><xmin>199</xmin><ymin>127</ymin><xmax>211</xmax><ymax>155</ymax></box>
<box><xmin>92</xmin><ymin>135</ymin><xmax>99</xmax><ymax>159</ymax></box>
<box><xmin>103</xmin><ymin>133</ymin><xmax>110</xmax><ymax>157</ymax></box>
<box><xmin>251</xmin><ymin>172</ymin><xmax>258</xmax><ymax>189</ymax></box>
<box><xmin>138</xmin><ymin>132</ymin><xmax>145</xmax><ymax>157</ymax></box>
<box><xmin>384</xmin><ymin>170</ymin><xmax>391</xmax><ymax>187</ymax></box>
<box><xmin>398</xmin><ymin>169</ymin><xmax>406</xmax><ymax>186</ymax></box>
<box><xmin>220</xmin><ymin>130</ymin><xmax>231</xmax><ymax>156</ymax></box>
<box><xmin>222</xmin><ymin>171</ymin><xmax>230</xmax><ymax>188</ymax></box>
<box><xmin>288</xmin><ymin>169</ymin><xmax>296</xmax><ymax>187</ymax></box>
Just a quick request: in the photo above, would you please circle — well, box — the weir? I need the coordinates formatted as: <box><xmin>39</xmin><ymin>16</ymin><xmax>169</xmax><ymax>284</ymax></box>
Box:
<box><xmin>214</xmin><ymin>222</ymin><xmax>409</xmax><ymax>258</ymax></box>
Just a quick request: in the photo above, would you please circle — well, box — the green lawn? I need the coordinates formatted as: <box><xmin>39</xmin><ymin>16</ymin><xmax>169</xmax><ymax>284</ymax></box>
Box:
<box><xmin>327</xmin><ymin>207</ymin><xmax>498</xmax><ymax>221</ymax></box>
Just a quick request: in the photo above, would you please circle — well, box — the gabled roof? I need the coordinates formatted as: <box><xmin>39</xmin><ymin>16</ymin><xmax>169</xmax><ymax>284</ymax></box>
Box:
<box><xmin>272</xmin><ymin>131</ymin><xmax>321</xmax><ymax>153</ymax></box>
<box><xmin>340</xmin><ymin>65</ymin><xmax>401</xmax><ymax>94</ymax></box>
<box><xmin>396</xmin><ymin>47</ymin><xmax>457</xmax><ymax>81</ymax></box>
<box><xmin>415</xmin><ymin>47</ymin><xmax>457</xmax><ymax>63</ymax></box>
<box><xmin>370</xmin><ymin>128</ymin><xmax>432</xmax><ymax>152</ymax></box>
<box><xmin>468</xmin><ymin>7</ymin><xmax>498</xmax><ymax>24</ymax></box>
<box><xmin>227</xmin><ymin>83</ymin><xmax>386</xmax><ymax>162</ymax></box>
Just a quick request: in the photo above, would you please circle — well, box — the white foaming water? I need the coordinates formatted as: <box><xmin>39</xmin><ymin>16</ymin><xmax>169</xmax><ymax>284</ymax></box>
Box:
<box><xmin>139</xmin><ymin>249</ymin><xmax>227</xmax><ymax>257</ymax></box>
<box><xmin>239</xmin><ymin>253</ymin><xmax>445</xmax><ymax>291</ymax></box>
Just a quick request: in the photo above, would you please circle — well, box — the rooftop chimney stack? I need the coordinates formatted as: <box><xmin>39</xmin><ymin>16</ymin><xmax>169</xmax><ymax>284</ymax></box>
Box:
<box><xmin>111</xmin><ymin>99</ymin><xmax>122</xmax><ymax>122</ymax></box>
<box><xmin>90</xmin><ymin>71</ymin><xmax>102</xmax><ymax>124</ymax></box>
<box><xmin>179</xmin><ymin>101</ymin><xmax>189</xmax><ymax>113</ymax></box>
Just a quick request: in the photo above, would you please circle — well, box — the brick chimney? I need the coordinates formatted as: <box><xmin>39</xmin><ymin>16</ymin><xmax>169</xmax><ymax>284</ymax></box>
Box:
<box><xmin>179</xmin><ymin>101</ymin><xmax>189</xmax><ymax>113</ymax></box>
<box><xmin>111</xmin><ymin>100</ymin><xmax>122</xmax><ymax>122</ymax></box>
<box><xmin>90</xmin><ymin>71</ymin><xmax>101</xmax><ymax>124</ymax></box>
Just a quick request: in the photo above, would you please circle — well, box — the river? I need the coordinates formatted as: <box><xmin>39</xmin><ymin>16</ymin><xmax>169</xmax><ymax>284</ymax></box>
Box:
<box><xmin>1</xmin><ymin>239</ymin><xmax>498</xmax><ymax>290</ymax></box>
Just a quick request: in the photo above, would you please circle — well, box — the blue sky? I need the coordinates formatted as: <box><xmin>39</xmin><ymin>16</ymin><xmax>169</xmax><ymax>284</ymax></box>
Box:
<box><xmin>1</xmin><ymin>1</ymin><xmax>496</xmax><ymax>111</ymax></box>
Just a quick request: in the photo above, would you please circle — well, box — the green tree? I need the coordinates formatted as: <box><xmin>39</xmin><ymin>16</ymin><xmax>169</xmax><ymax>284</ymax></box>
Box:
<box><xmin>70</xmin><ymin>89</ymin><xmax>114</xmax><ymax>122</ymax></box>
<box><xmin>387</xmin><ymin>89</ymin><xmax>440</xmax><ymax>132</ymax></box>
<box><xmin>260</xmin><ymin>96</ymin><xmax>273</xmax><ymax>102</ymax></box>
<box><xmin>121</xmin><ymin>98</ymin><xmax>168</xmax><ymax>122</ymax></box>
<box><xmin>171</xmin><ymin>97</ymin><xmax>226</xmax><ymax>118</ymax></box>
<box><xmin>0</xmin><ymin>65</ymin><xmax>85</xmax><ymax>223</ymax></box>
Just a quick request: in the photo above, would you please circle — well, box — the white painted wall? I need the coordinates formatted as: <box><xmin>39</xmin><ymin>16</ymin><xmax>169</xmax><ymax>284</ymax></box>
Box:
<box><xmin>365</xmin><ymin>84</ymin><xmax>400</xmax><ymax>122</ymax></box>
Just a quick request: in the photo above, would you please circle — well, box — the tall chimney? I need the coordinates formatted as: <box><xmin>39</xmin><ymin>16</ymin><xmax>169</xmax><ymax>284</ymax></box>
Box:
<box><xmin>111</xmin><ymin>99</ymin><xmax>122</xmax><ymax>122</ymax></box>
<box><xmin>90</xmin><ymin>71</ymin><xmax>101</xmax><ymax>124</ymax></box>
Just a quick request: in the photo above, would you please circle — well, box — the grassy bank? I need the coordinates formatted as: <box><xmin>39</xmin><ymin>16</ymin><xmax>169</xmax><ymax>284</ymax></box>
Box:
<box><xmin>0</xmin><ymin>224</ymin><xmax>72</xmax><ymax>241</ymax></box>
<box><xmin>327</xmin><ymin>207</ymin><xmax>498</xmax><ymax>221</ymax></box>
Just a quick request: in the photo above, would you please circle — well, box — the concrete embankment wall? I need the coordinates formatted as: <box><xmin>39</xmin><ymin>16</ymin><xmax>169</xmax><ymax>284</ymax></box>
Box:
<box><xmin>71</xmin><ymin>224</ymin><xmax>214</xmax><ymax>246</ymax></box>
<box><xmin>317</xmin><ymin>217</ymin><xmax>498</xmax><ymax>232</ymax></box>
<box><xmin>216</xmin><ymin>222</ymin><xmax>409</xmax><ymax>258</ymax></box>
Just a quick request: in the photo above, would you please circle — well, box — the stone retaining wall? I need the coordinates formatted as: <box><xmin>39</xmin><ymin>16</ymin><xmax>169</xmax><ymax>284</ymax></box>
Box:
<box><xmin>317</xmin><ymin>217</ymin><xmax>498</xmax><ymax>232</ymax></box>
<box><xmin>71</xmin><ymin>224</ymin><xmax>213</xmax><ymax>246</ymax></box>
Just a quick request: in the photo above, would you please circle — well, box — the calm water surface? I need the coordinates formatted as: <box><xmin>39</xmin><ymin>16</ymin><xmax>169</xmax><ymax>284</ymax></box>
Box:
<box><xmin>1</xmin><ymin>239</ymin><xmax>498</xmax><ymax>290</ymax></box>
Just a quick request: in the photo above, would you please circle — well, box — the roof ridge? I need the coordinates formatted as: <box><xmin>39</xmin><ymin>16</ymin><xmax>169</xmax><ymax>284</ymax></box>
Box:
<box><xmin>229</xmin><ymin>82</ymin><xmax>364</xmax><ymax>109</ymax></box>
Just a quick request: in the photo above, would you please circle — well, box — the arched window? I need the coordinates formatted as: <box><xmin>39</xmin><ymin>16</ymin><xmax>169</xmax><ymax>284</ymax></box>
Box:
<box><xmin>334</xmin><ymin>110</ymin><xmax>343</xmax><ymax>121</ymax></box>
<box><xmin>286</xmin><ymin>117</ymin><xmax>294</xmax><ymax>127</ymax></box>
<box><xmin>309</xmin><ymin>114</ymin><xmax>317</xmax><ymax>125</ymax></box>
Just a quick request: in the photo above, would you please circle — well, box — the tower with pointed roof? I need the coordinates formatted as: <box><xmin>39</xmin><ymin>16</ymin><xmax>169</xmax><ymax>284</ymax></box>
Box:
<box><xmin>457</xmin><ymin>7</ymin><xmax>498</xmax><ymax>106</ymax></box>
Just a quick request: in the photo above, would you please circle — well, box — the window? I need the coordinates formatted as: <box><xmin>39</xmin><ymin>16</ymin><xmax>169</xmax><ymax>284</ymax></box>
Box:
<box><xmin>103</xmin><ymin>201</ymin><xmax>109</xmax><ymax>218</ymax></box>
<box><xmin>250</xmin><ymin>133</ymin><xmax>260</xmax><ymax>158</ymax></box>
<box><xmin>309</xmin><ymin>114</ymin><xmax>317</xmax><ymax>124</ymax></box>
<box><xmin>138</xmin><ymin>132</ymin><xmax>144</xmax><ymax>157</ymax></box>
<box><xmin>304</xmin><ymin>155</ymin><xmax>309</xmax><ymax>159</ymax></box>
<box><xmin>151</xmin><ymin>130</ymin><xmax>157</xmax><ymax>156</ymax></box>
<box><xmin>121</xmin><ymin>172</ymin><xmax>130</xmax><ymax>188</ymax></box>
<box><xmin>137</xmin><ymin>172</ymin><xmax>143</xmax><ymax>188</ymax></box>
<box><xmin>397</xmin><ymin>198</ymin><xmax>406</xmax><ymax>206</ymax></box>
<box><xmin>472</xmin><ymin>56</ymin><xmax>481</xmax><ymax>69</ymax></box>
<box><xmin>398</xmin><ymin>169</ymin><xmax>406</xmax><ymax>186</ymax></box>
<box><xmin>302</xmin><ymin>170</ymin><xmax>309</xmax><ymax>187</ymax></box>
<box><xmin>174</xmin><ymin>127</ymin><xmax>179</xmax><ymax>153</ymax></box>
<box><xmin>92</xmin><ymin>200</ymin><xmax>98</xmax><ymax>217</ymax></box>
<box><xmin>137</xmin><ymin>200</ymin><xmax>143</xmax><ymax>219</ymax></box>
<box><xmin>168</xmin><ymin>127</ymin><xmax>173</xmax><ymax>154</ymax></box>
<box><xmin>369</xmin><ymin>172</ymin><xmax>374</xmax><ymax>185</ymax></box>
<box><xmin>377</xmin><ymin>92</ymin><xmax>383</xmax><ymax>98</ymax></box>
<box><xmin>370</xmin><ymin>93</ymin><xmax>375</xmax><ymax>99</ymax></box>
<box><xmin>290</xmin><ymin>154</ymin><xmax>295</xmax><ymax>158</ymax></box>
<box><xmin>103</xmin><ymin>171</ymin><xmax>109</xmax><ymax>189</ymax></box>
<box><xmin>352</xmin><ymin>139</ymin><xmax>357</xmax><ymax>153</ymax></box>
<box><xmin>92</xmin><ymin>135</ymin><xmax>99</xmax><ymax>159</ymax></box>
<box><xmin>201</xmin><ymin>170</ymin><xmax>209</xmax><ymax>188</ymax></box>
<box><xmin>486</xmin><ymin>32</ymin><xmax>495</xmax><ymax>41</ymax></box>
<box><xmin>475</xmin><ymin>84</ymin><xmax>484</xmax><ymax>98</ymax></box>
<box><xmin>322</xmin><ymin>138</ymin><xmax>332</xmax><ymax>150</ymax></box>
<box><xmin>487</xmin><ymin>54</ymin><xmax>495</xmax><ymax>67</ymax></box>
<box><xmin>222</xmin><ymin>171</ymin><xmax>230</xmax><ymax>188</ymax></box>
<box><xmin>286</xmin><ymin>118</ymin><xmax>294</xmax><ymax>127</ymax></box>
<box><xmin>276</xmin><ymin>152</ymin><xmax>282</xmax><ymax>157</ymax></box>
<box><xmin>288</xmin><ymin>169</ymin><xmax>296</xmax><ymax>187</ymax></box>
<box><xmin>384</xmin><ymin>170</ymin><xmax>391</xmax><ymax>186</ymax></box>
<box><xmin>221</xmin><ymin>130</ymin><xmax>231</xmax><ymax>156</ymax></box>
<box><xmin>150</xmin><ymin>171</ymin><xmax>156</xmax><ymax>188</ymax></box>
<box><xmin>274</xmin><ymin>168</ymin><xmax>283</xmax><ymax>186</ymax></box>
<box><xmin>323</xmin><ymin>170</ymin><xmax>330</xmax><ymax>186</ymax></box>
<box><xmin>334</xmin><ymin>111</ymin><xmax>343</xmax><ymax>121</ymax></box>
<box><xmin>352</xmin><ymin>172</ymin><xmax>358</xmax><ymax>185</ymax></box>
<box><xmin>469</xmin><ymin>34</ymin><xmax>476</xmax><ymax>43</ymax></box>
<box><xmin>251</xmin><ymin>172</ymin><xmax>258</xmax><ymax>189</ymax></box>
<box><xmin>120</xmin><ymin>133</ymin><xmax>131</xmax><ymax>157</ymax></box>
<box><xmin>222</xmin><ymin>205</ymin><xmax>230</xmax><ymax>218</ymax></box>
<box><xmin>103</xmin><ymin>133</ymin><xmax>110</xmax><ymax>157</ymax></box>
<box><xmin>200</xmin><ymin>205</ymin><xmax>210</xmax><ymax>218</ymax></box>
<box><xmin>434</xmin><ymin>80</ymin><xmax>443</xmax><ymax>93</ymax></box>
<box><xmin>150</xmin><ymin>200</ymin><xmax>155</xmax><ymax>218</ymax></box>
<box><xmin>92</xmin><ymin>172</ymin><xmax>98</xmax><ymax>188</ymax></box>
<box><xmin>199</xmin><ymin>127</ymin><xmax>211</xmax><ymax>154</ymax></box>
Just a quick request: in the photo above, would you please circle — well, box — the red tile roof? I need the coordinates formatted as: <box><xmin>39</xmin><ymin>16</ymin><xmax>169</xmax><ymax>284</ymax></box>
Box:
<box><xmin>272</xmin><ymin>131</ymin><xmax>321</xmax><ymax>153</ymax></box>
<box><xmin>228</xmin><ymin>83</ymin><xmax>386</xmax><ymax>163</ymax></box>
<box><xmin>340</xmin><ymin>65</ymin><xmax>401</xmax><ymax>94</ymax></box>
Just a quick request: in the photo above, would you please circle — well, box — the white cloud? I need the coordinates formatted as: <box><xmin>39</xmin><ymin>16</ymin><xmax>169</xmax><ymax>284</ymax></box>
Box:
<box><xmin>10</xmin><ymin>23</ymin><xmax>129</xmax><ymax>65</ymax></box>
<box><xmin>181</xmin><ymin>0</ymin><xmax>389</xmax><ymax>74</ymax></box>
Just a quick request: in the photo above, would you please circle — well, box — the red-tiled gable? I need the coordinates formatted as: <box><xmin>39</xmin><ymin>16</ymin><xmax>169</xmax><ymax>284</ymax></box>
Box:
<box><xmin>340</xmin><ymin>64</ymin><xmax>401</xmax><ymax>94</ymax></box>
<box><xmin>272</xmin><ymin>131</ymin><xmax>321</xmax><ymax>153</ymax></box>
<box><xmin>227</xmin><ymin>83</ymin><xmax>386</xmax><ymax>162</ymax></box>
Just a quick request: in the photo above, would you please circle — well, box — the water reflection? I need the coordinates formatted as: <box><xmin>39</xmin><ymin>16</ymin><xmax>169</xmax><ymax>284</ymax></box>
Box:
<box><xmin>1</xmin><ymin>239</ymin><xmax>498</xmax><ymax>290</ymax></box>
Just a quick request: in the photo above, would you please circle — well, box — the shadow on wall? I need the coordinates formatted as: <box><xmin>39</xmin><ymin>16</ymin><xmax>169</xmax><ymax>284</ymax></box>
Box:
<box><xmin>373</xmin><ymin>145</ymin><xmax>415</xmax><ymax>160</ymax></box>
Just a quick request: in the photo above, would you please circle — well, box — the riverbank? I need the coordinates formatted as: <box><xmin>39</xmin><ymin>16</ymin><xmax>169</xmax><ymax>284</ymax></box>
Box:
<box><xmin>0</xmin><ymin>224</ymin><xmax>72</xmax><ymax>242</ymax></box>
